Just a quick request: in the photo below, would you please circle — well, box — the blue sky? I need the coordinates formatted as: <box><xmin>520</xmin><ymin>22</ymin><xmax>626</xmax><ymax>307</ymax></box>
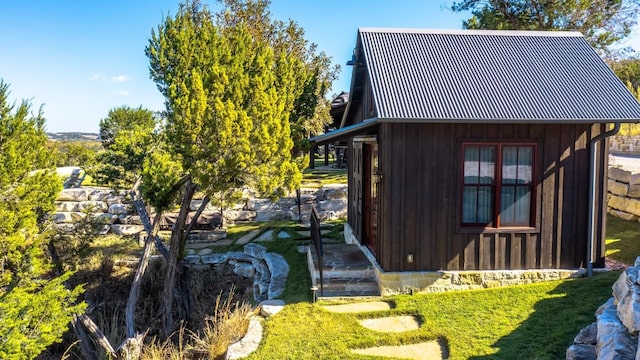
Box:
<box><xmin>0</xmin><ymin>1</ymin><xmax>638</xmax><ymax>133</ymax></box>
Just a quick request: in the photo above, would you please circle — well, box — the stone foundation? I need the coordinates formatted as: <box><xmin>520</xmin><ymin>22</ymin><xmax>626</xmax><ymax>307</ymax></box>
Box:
<box><xmin>344</xmin><ymin>223</ymin><xmax>586</xmax><ymax>295</ymax></box>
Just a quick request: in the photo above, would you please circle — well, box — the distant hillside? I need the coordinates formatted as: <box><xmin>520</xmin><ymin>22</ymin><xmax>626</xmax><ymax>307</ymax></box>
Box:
<box><xmin>47</xmin><ymin>132</ymin><xmax>100</xmax><ymax>141</ymax></box>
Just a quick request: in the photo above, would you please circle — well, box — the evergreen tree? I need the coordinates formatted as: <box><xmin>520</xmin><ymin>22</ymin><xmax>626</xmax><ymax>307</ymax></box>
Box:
<box><xmin>93</xmin><ymin>105</ymin><xmax>158</xmax><ymax>189</ymax></box>
<box><xmin>450</xmin><ymin>0</ymin><xmax>640</xmax><ymax>55</ymax></box>
<box><xmin>145</xmin><ymin>0</ymin><xmax>335</xmax><ymax>335</ymax></box>
<box><xmin>0</xmin><ymin>80</ymin><xmax>84</xmax><ymax>359</ymax></box>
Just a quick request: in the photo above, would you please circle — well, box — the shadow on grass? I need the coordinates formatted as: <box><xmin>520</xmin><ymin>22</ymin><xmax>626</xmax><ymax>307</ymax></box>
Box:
<box><xmin>469</xmin><ymin>272</ymin><xmax>619</xmax><ymax>359</ymax></box>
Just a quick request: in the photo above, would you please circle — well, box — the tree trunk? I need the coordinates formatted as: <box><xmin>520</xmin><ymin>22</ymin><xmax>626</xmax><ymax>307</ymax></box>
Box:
<box><xmin>125</xmin><ymin>211</ymin><xmax>162</xmax><ymax>339</ymax></box>
<box><xmin>162</xmin><ymin>179</ymin><xmax>197</xmax><ymax>338</ymax></box>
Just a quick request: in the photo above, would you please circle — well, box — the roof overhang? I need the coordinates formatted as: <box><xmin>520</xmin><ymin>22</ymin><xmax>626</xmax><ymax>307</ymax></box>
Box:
<box><xmin>376</xmin><ymin>117</ymin><xmax>640</xmax><ymax>124</ymax></box>
<box><xmin>310</xmin><ymin>118</ymin><xmax>379</xmax><ymax>145</ymax></box>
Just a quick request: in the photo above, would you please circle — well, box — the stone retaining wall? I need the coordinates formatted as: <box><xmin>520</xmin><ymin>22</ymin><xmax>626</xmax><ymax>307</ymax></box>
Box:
<box><xmin>607</xmin><ymin>167</ymin><xmax>640</xmax><ymax>222</ymax></box>
<box><xmin>567</xmin><ymin>257</ymin><xmax>640</xmax><ymax>359</ymax></box>
<box><xmin>52</xmin><ymin>185</ymin><xmax>348</xmax><ymax>236</ymax></box>
<box><xmin>610</xmin><ymin>134</ymin><xmax>640</xmax><ymax>155</ymax></box>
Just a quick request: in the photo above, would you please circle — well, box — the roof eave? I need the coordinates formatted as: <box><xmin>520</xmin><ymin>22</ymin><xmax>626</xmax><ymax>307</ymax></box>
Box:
<box><xmin>310</xmin><ymin>118</ymin><xmax>379</xmax><ymax>145</ymax></box>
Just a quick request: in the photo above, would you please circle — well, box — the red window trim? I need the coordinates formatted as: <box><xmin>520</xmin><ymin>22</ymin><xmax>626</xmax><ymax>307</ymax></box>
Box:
<box><xmin>460</xmin><ymin>142</ymin><xmax>537</xmax><ymax>230</ymax></box>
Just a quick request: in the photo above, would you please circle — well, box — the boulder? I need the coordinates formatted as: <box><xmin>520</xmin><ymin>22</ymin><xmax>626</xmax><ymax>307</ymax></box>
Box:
<box><xmin>613</xmin><ymin>267</ymin><xmax>640</xmax><ymax>334</ymax></box>
<box><xmin>609</xmin><ymin>209</ymin><xmax>638</xmax><ymax>222</ymax></box>
<box><xmin>118</xmin><ymin>215</ymin><xmax>143</xmax><ymax>225</ymax></box>
<box><xmin>224</xmin><ymin>210</ymin><xmax>256</xmax><ymax>222</ymax></box>
<box><xmin>108</xmin><ymin>203</ymin><xmax>130</xmax><ymax>215</ymax></box>
<box><xmin>55</xmin><ymin>201</ymin><xmax>79</xmax><ymax>212</ymax></box>
<box><xmin>596</xmin><ymin>298</ymin><xmax>638</xmax><ymax>360</ymax></box>
<box><xmin>259</xmin><ymin>299</ymin><xmax>285</xmax><ymax>317</ymax></box>
<box><xmin>110</xmin><ymin>224</ymin><xmax>144</xmax><ymax>236</ymax></box>
<box><xmin>200</xmin><ymin>253</ymin><xmax>228</xmax><ymax>265</ymax></box>
<box><xmin>263</xmin><ymin>252</ymin><xmax>289</xmax><ymax>299</ymax></box>
<box><xmin>630</xmin><ymin>173</ymin><xmax>640</xmax><ymax>186</ymax></box>
<box><xmin>610</xmin><ymin>167</ymin><xmax>632</xmax><ymax>184</ymax></box>
<box><xmin>78</xmin><ymin>200</ymin><xmax>108</xmax><ymax>212</ymax></box>
<box><xmin>57</xmin><ymin>188</ymin><xmax>90</xmax><ymax>202</ymax></box>
<box><xmin>276</xmin><ymin>197</ymin><xmax>297</xmax><ymax>209</ymax></box>
<box><xmin>93</xmin><ymin>213</ymin><xmax>118</xmax><ymax>224</ymax></box>
<box><xmin>255</xmin><ymin>210</ymin><xmax>290</xmax><ymax>222</ymax></box>
<box><xmin>318</xmin><ymin>198</ymin><xmax>348</xmax><ymax>212</ymax></box>
<box><xmin>244</xmin><ymin>243</ymin><xmax>267</xmax><ymax>260</ymax></box>
<box><xmin>323</xmin><ymin>186</ymin><xmax>348</xmax><ymax>200</ymax></box>
<box><xmin>608</xmin><ymin>179</ymin><xmax>629</xmax><ymax>197</ymax></box>
<box><xmin>626</xmin><ymin>198</ymin><xmax>640</xmax><ymax>217</ymax></box>
<box><xmin>246</xmin><ymin>198</ymin><xmax>274</xmax><ymax>212</ymax></box>
<box><xmin>233</xmin><ymin>262</ymin><xmax>256</xmax><ymax>278</ymax></box>
<box><xmin>51</xmin><ymin>212</ymin><xmax>86</xmax><ymax>223</ymax></box>
<box><xmin>629</xmin><ymin>184</ymin><xmax>640</xmax><ymax>199</ymax></box>
<box><xmin>566</xmin><ymin>344</ymin><xmax>596</xmax><ymax>360</ymax></box>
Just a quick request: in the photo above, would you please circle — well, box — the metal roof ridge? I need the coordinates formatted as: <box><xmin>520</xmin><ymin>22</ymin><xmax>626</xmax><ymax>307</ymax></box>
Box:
<box><xmin>357</xmin><ymin>27</ymin><xmax>584</xmax><ymax>37</ymax></box>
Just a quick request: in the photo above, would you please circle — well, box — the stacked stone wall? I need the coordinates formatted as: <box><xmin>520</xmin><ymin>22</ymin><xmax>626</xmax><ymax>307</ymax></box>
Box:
<box><xmin>52</xmin><ymin>185</ymin><xmax>348</xmax><ymax>236</ymax></box>
<box><xmin>610</xmin><ymin>134</ymin><xmax>640</xmax><ymax>155</ymax></box>
<box><xmin>607</xmin><ymin>167</ymin><xmax>640</xmax><ymax>222</ymax></box>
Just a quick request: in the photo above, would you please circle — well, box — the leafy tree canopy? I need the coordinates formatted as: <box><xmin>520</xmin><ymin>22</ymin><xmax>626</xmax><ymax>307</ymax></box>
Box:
<box><xmin>450</xmin><ymin>0</ymin><xmax>640</xmax><ymax>55</ymax></box>
<box><xmin>0</xmin><ymin>80</ymin><xmax>84</xmax><ymax>358</ymax></box>
<box><xmin>93</xmin><ymin>105</ymin><xmax>158</xmax><ymax>189</ymax></box>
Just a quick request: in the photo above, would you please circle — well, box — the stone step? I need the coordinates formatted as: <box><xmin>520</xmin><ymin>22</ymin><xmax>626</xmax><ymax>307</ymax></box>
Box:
<box><xmin>316</xmin><ymin>277</ymin><xmax>380</xmax><ymax>297</ymax></box>
<box><xmin>313</xmin><ymin>267</ymin><xmax>376</xmax><ymax>280</ymax></box>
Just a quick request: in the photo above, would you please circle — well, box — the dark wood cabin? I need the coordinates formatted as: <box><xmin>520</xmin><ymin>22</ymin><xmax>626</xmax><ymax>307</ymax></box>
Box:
<box><xmin>312</xmin><ymin>28</ymin><xmax>640</xmax><ymax>272</ymax></box>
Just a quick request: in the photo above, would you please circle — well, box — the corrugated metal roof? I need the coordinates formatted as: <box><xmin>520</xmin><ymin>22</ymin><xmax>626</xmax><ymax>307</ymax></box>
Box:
<box><xmin>357</xmin><ymin>28</ymin><xmax>640</xmax><ymax>122</ymax></box>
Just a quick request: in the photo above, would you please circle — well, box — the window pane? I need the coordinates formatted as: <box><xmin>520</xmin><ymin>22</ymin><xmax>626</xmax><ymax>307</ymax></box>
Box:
<box><xmin>517</xmin><ymin>146</ymin><xmax>532</xmax><ymax>184</ymax></box>
<box><xmin>500</xmin><ymin>186</ymin><xmax>515</xmax><ymax>224</ymax></box>
<box><xmin>462</xmin><ymin>186</ymin><xmax>477</xmax><ymax>223</ymax></box>
<box><xmin>479</xmin><ymin>147</ymin><xmax>495</xmax><ymax>184</ymax></box>
<box><xmin>514</xmin><ymin>186</ymin><xmax>531</xmax><ymax>224</ymax></box>
<box><xmin>477</xmin><ymin>186</ymin><xmax>493</xmax><ymax>224</ymax></box>
<box><xmin>500</xmin><ymin>186</ymin><xmax>531</xmax><ymax>226</ymax></box>
<box><xmin>502</xmin><ymin>146</ymin><xmax>517</xmax><ymax>184</ymax></box>
<box><xmin>464</xmin><ymin>146</ymin><xmax>479</xmax><ymax>184</ymax></box>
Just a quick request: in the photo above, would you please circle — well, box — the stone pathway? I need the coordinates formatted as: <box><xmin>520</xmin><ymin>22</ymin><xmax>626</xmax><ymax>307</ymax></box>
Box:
<box><xmin>322</xmin><ymin>301</ymin><xmax>446</xmax><ymax>360</ymax></box>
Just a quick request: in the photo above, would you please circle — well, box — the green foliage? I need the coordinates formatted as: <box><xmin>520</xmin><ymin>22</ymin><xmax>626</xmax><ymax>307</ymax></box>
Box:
<box><xmin>0</xmin><ymin>80</ymin><xmax>84</xmax><ymax>358</ymax></box>
<box><xmin>47</xmin><ymin>140</ymin><xmax>101</xmax><ymax>168</ymax></box>
<box><xmin>93</xmin><ymin>105</ymin><xmax>158</xmax><ymax>189</ymax></box>
<box><xmin>451</xmin><ymin>0</ymin><xmax>640</xmax><ymax>55</ymax></box>
<box><xmin>146</xmin><ymin>0</ymin><xmax>312</xmax><ymax>198</ymax></box>
<box><xmin>140</xmin><ymin>149</ymin><xmax>184</xmax><ymax>212</ymax></box>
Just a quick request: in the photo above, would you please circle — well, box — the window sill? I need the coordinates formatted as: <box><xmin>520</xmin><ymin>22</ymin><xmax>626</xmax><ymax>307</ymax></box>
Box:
<box><xmin>457</xmin><ymin>226</ymin><xmax>538</xmax><ymax>234</ymax></box>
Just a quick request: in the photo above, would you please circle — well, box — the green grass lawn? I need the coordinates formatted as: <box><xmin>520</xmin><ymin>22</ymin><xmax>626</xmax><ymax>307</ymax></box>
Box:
<box><xmin>248</xmin><ymin>272</ymin><xmax>618</xmax><ymax>359</ymax></box>
<box><xmin>302</xmin><ymin>168</ymin><xmax>347</xmax><ymax>187</ymax></box>
<box><xmin>606</xmin><ymin>214</ymin><xmax>640</xmax><ymax>265</ymax></box>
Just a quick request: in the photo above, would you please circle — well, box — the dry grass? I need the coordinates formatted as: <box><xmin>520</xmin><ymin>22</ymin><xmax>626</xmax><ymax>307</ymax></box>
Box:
<box><xmin>139</xmin><ymin>288</ymin><xmax>254</xmax><ymax>360</ymax></box>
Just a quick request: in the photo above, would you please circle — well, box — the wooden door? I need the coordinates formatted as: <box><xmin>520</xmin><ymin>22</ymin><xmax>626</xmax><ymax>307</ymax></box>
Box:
<box><xmin>363</xmin><ymin>143</ymin><xmax>379</xmax><ymax>256</ymax></box>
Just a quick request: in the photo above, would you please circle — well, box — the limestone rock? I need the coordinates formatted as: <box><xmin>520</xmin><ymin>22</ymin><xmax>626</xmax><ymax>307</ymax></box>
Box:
<box><xmin>118</xmin><ymin>215</ymin><xmax>143</xmax><ymax>225</ymax></box>
<box><xmin>233</xmin><ymin>262</ymin><xmax>256</xmax><ymax>278</ymax></box>
<box><xmin>630</xmin><ymin>173</ymin><xmax>640</xmax><ymax>186</ymax></box>
<box><xmin>246</xmin><ymin>198</ymin><xmax>274</xmax><ymax>212</ymax></box>
<box><xmin>255</xmin><ymin>210</ymin><xmax>293</xmax><ymax>222</ymax></box>
<box><xmin>78</xmin><ymin>200</ymin><xmax>108</xmax><ymax>212</ymax></box>
<box><xmin>323</xmin><ymin>186</ymin><xmax>348</xmax><ymax>200</ymax></box>
<box><xmin>608</xmin><ymin>195</ymin><xmax>628</xmax><ymax>211</ymax></box>
<box><xmin>93</xmin><ymin>213</ymin><xmax>118</xmax><ymax>224</ymax></box>
<box><xmin>110</xmin><ymin>224</ymin><xmax>144</xmax><ymax>236</ymax></box>
<box><xmin>252</xmin><ymin>259</ymin><xmax>271</xmax><ymax>302</ymax></box>
<box><xmin>58</xmin><ymin>188</ymin><xmax>90</xmax><ymax>202</ymax></box>
<box><xmin>626</xmin><ymin>198</ymin><xmax>640</xmax><ymax>217</ymax></box>
<box><xmin>596</xmin><ymin>298</ymin><xmax>638</xmax><ymax>360</ymax></box>
<box><xmin>574</xmin><ymin>322</ymin><xmax>597</xmax><ymax>345</ymax></box>
<box><xmin>108</xmin><ymin>203</ymin><xmax>130</xmax><ymax>215</ymax></box>
<box><xmin>55</xmin><ymin>201</ymin><xmax>79</xmax><ymax>212</ymax></box>
<box><xmin>226</xmin><ymin>317</ymin><xmax>262</xmax><ymax>360</ymax></box>
<box><xmin>608</xmin><ymin>179</ymin><xmax>629</xmax><ymax>197</ymax></box>
<box><xmin>224</xmin><ymin>210</ymin><xmax>256</xmax><ymax>222</ymax></box>
<box><xmin>227</xmin><ymin>252</ymin><xmax>254</xmax><ymax>263</ymax></box>
<box><xmin>276</xmin><ymin>197</ymin><xmax>296</xmax><ymax>209</ymax></box>
<box><xmin>610</xmin><ymin>167</ymin><xmax>632</xmax><ymax>184</ymax></box>
<box><xmin>259</xmin><ymin>299</ymin><xmax>285</xmax><ymax>317</ymax></box>
<box><xmin>51</xmin><ymin>212</ymin><xmax>86</xmax><ymax>223</ymax></box>
<box><xmin>318</xmin><ymin>198</ymin><xmax>348</xmax><ymax>212</ymax></box>
<box><xmin>183</xmin><ymin>255</ymin><xmax>201</xmax><ymax>265</ymax></box>
<box><xmin>263</xmin><ymin>252</ymin><xmax>289</xmax><ymax>299</ymax></box>
<box><xmin>610</xmin><ymin>209</ymin><xmax>638</xmax><ymax>222</ymax></box>
<box><xmin>566</xmin><ymin>344</ymin><xmax>596</xmax><ymax>360</ymax></box>
<box><xmin>613</xmin><ymin>268</ymin><xmax>640</xmax><ymax>334</ymax></box>
<box><xmin>200</xmin><ymin>253</ymin><xmax>228</xmax><ymax>264</ymax></box>
<box><xmin>244</xmin><ymin>243</ymin><xmax>267</xmax><ymax>260</ymax></box>
<box><xmin>628</xmin><ymin>184</ymin><xmax>640</xmax><ymax>199</ymax></box>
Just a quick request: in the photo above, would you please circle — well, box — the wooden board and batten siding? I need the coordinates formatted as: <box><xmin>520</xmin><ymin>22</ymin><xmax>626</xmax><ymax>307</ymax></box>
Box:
<box><xmin>348</xmin><ymin>122</ymin><xmax>608</xmax><ymax>272</ymax></box>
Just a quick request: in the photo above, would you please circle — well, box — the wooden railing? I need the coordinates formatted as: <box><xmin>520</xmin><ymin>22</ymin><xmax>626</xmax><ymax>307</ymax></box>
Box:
<box><xmin>310</xmin><ymin>205</ymin><xmax>323</xmax><ymax>297</ymax></box>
